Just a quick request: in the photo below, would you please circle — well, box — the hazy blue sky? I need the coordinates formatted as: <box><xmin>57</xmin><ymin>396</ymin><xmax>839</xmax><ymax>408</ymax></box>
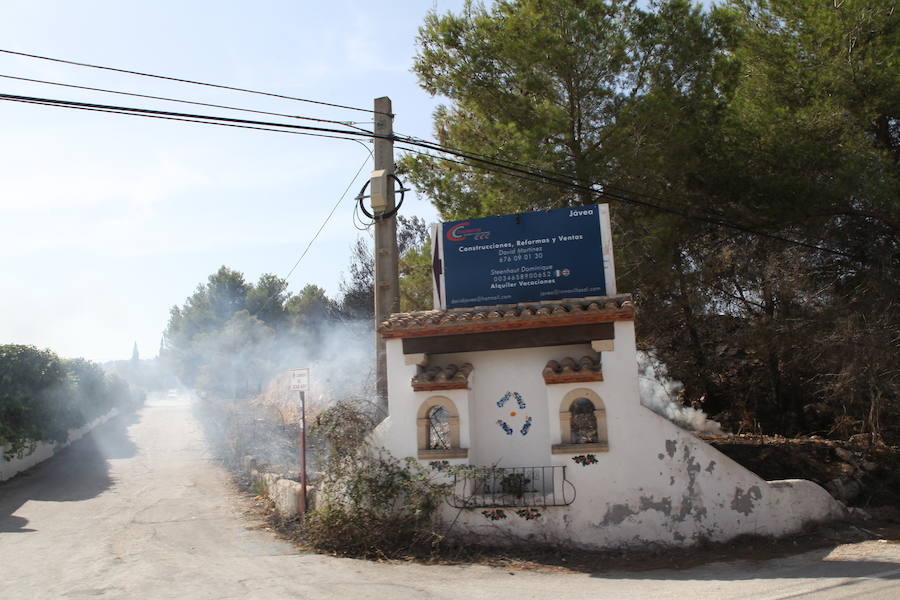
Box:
<box><xmin>0</xmin><ymin>0</ymin><xmax>468</xmax><ymax>361</ymax></box>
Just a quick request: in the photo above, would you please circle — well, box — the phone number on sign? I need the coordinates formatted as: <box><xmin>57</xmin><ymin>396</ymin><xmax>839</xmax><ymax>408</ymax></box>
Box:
<box><xmin>492</xmin><ymin>270</ymin><xmax>554</xmax><ymax>283</ymax></box>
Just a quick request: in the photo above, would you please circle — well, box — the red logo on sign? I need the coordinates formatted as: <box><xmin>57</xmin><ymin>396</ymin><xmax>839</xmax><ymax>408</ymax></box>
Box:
<box><xmin>447</xmin><ymin>222</ymin><xmax>490</xmax><ymax>242</ymax></box>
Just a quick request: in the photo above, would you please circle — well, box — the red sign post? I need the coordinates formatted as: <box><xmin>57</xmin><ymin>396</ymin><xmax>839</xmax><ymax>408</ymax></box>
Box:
<box><xmin>289</xmin><ymin>368</ymin><xmax>310</xmax><ymax>515</ymax></box>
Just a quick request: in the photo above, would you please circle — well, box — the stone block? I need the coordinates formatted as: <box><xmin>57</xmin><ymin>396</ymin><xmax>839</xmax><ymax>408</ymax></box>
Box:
<box><xmin>241</xmin><ymin>455</ymin><xmax>258</xmax><ymax>473</ymax></box>
<box><xmin>271</xmin><ymin>478</ymin><xmax>303</xmax><ymax>518</ymax></box>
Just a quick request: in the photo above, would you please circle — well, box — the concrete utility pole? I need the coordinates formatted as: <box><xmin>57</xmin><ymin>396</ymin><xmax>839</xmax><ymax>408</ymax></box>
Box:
<box><xmin>371</xmin><ymin>96</ymin><xmax>399</xmax><ymax>417</ymax></box>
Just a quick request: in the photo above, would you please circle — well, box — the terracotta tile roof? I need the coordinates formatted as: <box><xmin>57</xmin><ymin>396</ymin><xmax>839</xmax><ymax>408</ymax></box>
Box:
<box><xmin>412</xmin><ymin>363</ymin><xmax>473</xmax><ymax>391</ymax></box>
<box><xmin>543</xmin><ymin>356</ymin><xmax>603</xmax><ymax>384</ymax></box>
<box><xmin>380</xmin><ymin>294</ymin><xmax>634</xmax><ymax>339</ymax></box>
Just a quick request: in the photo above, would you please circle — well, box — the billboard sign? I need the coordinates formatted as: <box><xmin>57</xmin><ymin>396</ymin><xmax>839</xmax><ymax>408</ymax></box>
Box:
<box><xmin>433</xmin><ymin>204</ymin><xmax>616</xmax><ymax>309</ymax></box>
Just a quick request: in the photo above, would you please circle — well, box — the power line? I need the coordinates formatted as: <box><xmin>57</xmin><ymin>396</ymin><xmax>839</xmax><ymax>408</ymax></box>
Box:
<box><xmin>395</xmin><ymin>143</ymin><xmax>574</xmax><ymax>196</ymax></box>
<box><xmin>0</xmin><ymin>73</ymin><xmax>373</xmax><ymax>132</ymax></box>
<box><xmin>1</xmin><ymin>93</ymin><xmax>369</xmax><ymax>144</ymax></box>
<box><xmin>1</xmin><ymin>90</ymin><xmax>856</xmax><ymax>260</ymax></box>
<box><xmin>395</xmin><ymin>144</ymin><xmax>858</xmax><ymax>260</ymax></box>
<box><xmin>0</xmin><ymin>48</ymin><xmax>391</xmax><ymax>117</ymax></box>
<box><xmin>0</xmin><ymin>92</ymin><xmax>377</xmax><ymax>140</ymax></box>
<box><xmin>253</xmin><ymin>144</ymin><xmax>373</xmax><ymax>314</ymax></box>
<box><xmin>282</xmin><ymin>145</ymin><xmax>372</xmax><ymax>283</ymax></box>
<box><xmin>395</xmin><ymin>130</ymin><xmax>735</xmax><ymax>220</ymax></box>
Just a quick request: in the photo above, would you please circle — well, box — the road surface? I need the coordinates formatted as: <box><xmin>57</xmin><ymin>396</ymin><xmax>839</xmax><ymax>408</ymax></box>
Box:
<box><xmin>2</xmin><ymin>393</ymin><xmax>898</xmax><ymax>599</ymax></box>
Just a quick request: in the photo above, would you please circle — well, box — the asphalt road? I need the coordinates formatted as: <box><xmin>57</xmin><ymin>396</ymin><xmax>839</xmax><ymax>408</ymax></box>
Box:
<box><xmin>2</xmin><ymin>393</ymin><xmax>898</xmax><ymax>599</ymax></box>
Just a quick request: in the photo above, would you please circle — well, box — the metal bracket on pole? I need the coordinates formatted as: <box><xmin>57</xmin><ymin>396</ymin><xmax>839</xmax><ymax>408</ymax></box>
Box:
<box><xmin>355</xmin><ymin>174</ymin><xmax>409</xmax><ymax>221</ymax></box>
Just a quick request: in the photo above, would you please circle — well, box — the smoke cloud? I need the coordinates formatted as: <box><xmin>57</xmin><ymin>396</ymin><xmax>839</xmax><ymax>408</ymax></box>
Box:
<box><xmin>637</xmin><ymin>350</ymin><xmax>724</xmax><ymax>434</ymax></box>
<box><xmin>186</xmin><ymin>308</ymin><xmax>725</xmax><ymax>478</ymax></box>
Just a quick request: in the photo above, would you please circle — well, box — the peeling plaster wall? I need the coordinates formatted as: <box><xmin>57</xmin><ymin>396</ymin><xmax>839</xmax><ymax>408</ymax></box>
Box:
<box><xmin>378</xmin><ymin>321</ymin><xmax>845</xmax><ymax>550</ymax></box>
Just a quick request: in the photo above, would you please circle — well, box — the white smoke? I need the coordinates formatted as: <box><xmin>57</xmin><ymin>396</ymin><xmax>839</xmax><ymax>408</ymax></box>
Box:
<box><xmin>637</xmin><ymin>351</ymin><xmax>724</xmax><ymax>434</ymax></box>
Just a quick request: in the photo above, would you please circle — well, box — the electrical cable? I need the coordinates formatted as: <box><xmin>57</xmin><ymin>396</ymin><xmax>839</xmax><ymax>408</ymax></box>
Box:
<box><xmin>395</xmin><ymin>132</ymin><xmax>745</xmax><ymax>223</ymax></box>
<box><xmin>395</xmin><ymin>144</ymin><xmax>857</xmax><ymax>260</ymax></box>
<box><xmin>353</xmin><ymin>200</ymin><xmax>374</xmax><ymax>231</ymax></box>
<box><xmin>252</xmin><ymin>141</ymin><xmax>373</xmax><ymax>314</ymax></box>
<box><xmin>0</xmin><ymin>73</ymin><xmax>373</xmax><ymax>132</ymax></box>
<box><xmin>2</xmin><ymin>94</ymin><xmax>369</xmax><ymax>144</ymax></box>
<box><xmin>0</xmin><ymin>92</ymin><xmax>378</xmax><ymax>140</ymax></box>
<box><xmin>397</xmin><ymin>131</ymin><xmax>869</xmax><ymax>246</ymax></box>
<box><xmin>396</xmin><ymin>130</ymin><xmax>737</xmax><ymax>220</ymax></box>
<box><xmin>0</xmin><ymin>48</ymin><xmax>391</xmax><ymax>116</ymax></box>
<box><xmin>395</xmin><ymin>144</ymin><xmax>574</xmax><ymax>196</ymax></box>
<box><xmin>0</xmin><ymin>90</ymin><xmax>856</xmax><ymax>260</ymax></box>
<box><xmin>281</xmin><ymin>150</ymin><xmax>371</xmax><ymax>283</ymax></box>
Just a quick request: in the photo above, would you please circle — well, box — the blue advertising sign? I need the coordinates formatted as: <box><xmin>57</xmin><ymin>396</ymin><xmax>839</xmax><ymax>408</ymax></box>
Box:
<box><xmin>437</xmin><ymin>205</ymin><xmax>612</xmax><ymax>309</ymax></box>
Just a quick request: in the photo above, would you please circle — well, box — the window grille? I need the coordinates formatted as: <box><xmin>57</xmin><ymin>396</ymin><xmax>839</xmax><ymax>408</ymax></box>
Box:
<box><xmin>447</xmin><ymin>465</ymin><xmax>575</xmax><ymax>508</ymax></box>
<box><xmin>428</xmin><ymin>405</ymin><xmax>450</xmax><ymax>450</ymax></box>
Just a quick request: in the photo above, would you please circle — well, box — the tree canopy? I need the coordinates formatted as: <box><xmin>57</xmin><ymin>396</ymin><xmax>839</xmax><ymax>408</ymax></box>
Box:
<box><xmin>162</xmin><ymin>216</ymin><xmax>431</xmax><ymax>397</ymax></box>
<box><xmin>403</xmin><ymin>0</ymin><xmax>899</xmax><ymax>442</ymax></box>
<box><xmin>0</xmin><ymin>345</ymin><xmax>141</xmax><ymax>459</ymax></box>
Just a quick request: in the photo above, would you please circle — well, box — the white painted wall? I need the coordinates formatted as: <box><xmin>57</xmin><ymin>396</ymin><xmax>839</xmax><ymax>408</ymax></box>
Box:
<box><xmin>0</xmin><ymin>408</ymin><xmax>119</xmax><ymax>481</ymax></box>
<box><xmin>377</xmin><ymin>321</ymin><xmax>845</xmax><ymax>550</ymax></box>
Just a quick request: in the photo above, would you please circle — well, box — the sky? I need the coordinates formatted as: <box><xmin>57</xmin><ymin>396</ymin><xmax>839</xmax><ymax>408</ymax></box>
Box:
<box><xmin>0</xmin><ymin>0</ymin><xmax>468</xmax><ymax>362</ymax></box>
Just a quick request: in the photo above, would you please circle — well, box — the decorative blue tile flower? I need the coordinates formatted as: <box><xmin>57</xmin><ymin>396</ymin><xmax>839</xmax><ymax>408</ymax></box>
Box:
<box><xmin>513</xmin><ymin>391</ymin><xmax>526</xmax><ymax>409</ymax></box>
<box><xmin>520</xmin><ymin>416</ymin><xmax>533</xmax><ymax>436</ymax></box>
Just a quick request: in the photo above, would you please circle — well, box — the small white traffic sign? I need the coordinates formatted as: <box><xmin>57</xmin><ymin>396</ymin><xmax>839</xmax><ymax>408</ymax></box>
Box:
<box><xmin>289</xmin><ymin>368</ymin><xmax>309</xmax><ymax>392</ymax></box>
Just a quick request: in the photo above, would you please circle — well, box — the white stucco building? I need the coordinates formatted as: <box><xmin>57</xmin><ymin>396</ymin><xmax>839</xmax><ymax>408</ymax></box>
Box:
<box><xmin>373</xmin><ymin>293</ymin><xmax>844</xmax><ymax>549</ymax></box>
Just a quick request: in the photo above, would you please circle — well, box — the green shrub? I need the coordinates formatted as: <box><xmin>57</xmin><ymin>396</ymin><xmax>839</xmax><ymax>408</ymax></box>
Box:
<box><xmin>0</xmin><ymin>345</ymin><xmax>70</xmax><ymax>458</ymax></box>
<box><xmin>1</xmin><ymin>344</ymin><xmax>142</xmax><ymax>460</ymax></box>
<box><xmin>304</xmin><ymin>400</ymin><xmax>452</xmax><ymax>557</ymax></box>
<box><xmin>304</xmin><ymin>451</ymin><xmax>451</xmax><ymax>557</ymax></box>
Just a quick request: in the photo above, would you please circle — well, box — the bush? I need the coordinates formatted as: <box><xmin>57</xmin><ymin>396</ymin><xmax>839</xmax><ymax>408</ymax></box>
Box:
<box><xmin>304</xmin><ymin>451</ymin><xmax>451</xmax><ymax>557</ymax></box>
<box><xmin>303</xmin><ymin>400</ymin><xmax>451</xmax><ymax>557</ymax></box>
<box><xmin>0</xmin><ymin>345</ymin><xmax>70</xmax><ymax>458</ymax></box>
<box><xmin>1</xmin><ymin>344</ymin><xmax>142</xmax><ymax>460</ymax></box>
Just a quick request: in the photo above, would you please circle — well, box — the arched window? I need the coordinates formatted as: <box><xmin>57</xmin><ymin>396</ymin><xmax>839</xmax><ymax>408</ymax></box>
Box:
<box><xmin>552</xmin><ymin>389</ymin><xmax>608</xmax><ymax>454</ymax></box>
<box><xmin>428</xmin><ymin>405</ymin><xmax>450</xmax><ymax>450</ymax></box>
<box><xmin>570</xmin><ymin>397</ymin><xmax>599</xmax><ymax>443</ymax></box>
<box><xmin>416</xmin><ymin>396</ymin><xmax>468</xmax><ymax>459</ymax></box>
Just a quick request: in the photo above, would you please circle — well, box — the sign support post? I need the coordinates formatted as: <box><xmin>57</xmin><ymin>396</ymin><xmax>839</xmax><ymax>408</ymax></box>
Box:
<box><xmin>299</xmin><ymin>389</ymin><xmax>306</xmax><ymax>515</ymax></box>
<box><xmin>290</xmin><ymin>368</ymin><xmax>310</xmax><ymax>516</ymax></box>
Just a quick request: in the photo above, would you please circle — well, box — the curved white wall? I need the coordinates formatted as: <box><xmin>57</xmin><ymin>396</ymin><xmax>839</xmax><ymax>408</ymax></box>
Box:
<box><xmin>380</xmin><ymin>321</ymin><xmax>844</xmax><ymax>549</ymax></box>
